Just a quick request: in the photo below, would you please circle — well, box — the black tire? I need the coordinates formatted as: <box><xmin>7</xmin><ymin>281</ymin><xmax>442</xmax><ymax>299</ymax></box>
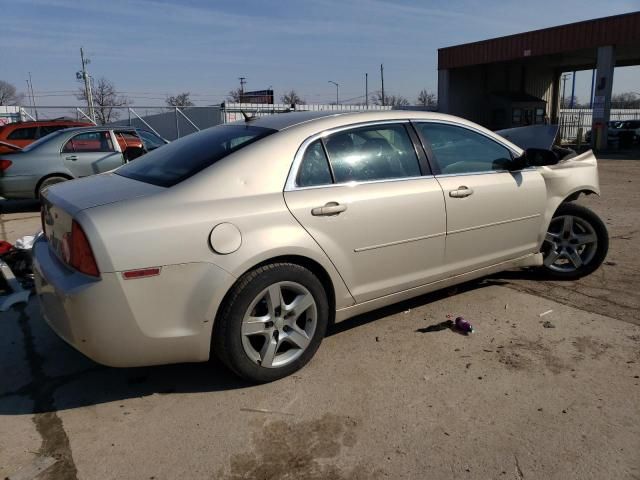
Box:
<box><xmin>213</xmin><ymin>263</ymin><xmax>329</xmax><ymax>383</ymax></box>
<box><xmin>540</xmin><ymin>202</ymin><xmax>608</xmax><ymax>280</ymax></box>
<box><xmin>36</xmin><ymin>175</ymin><xmax>70</xmax><ymax>198</ymax></box>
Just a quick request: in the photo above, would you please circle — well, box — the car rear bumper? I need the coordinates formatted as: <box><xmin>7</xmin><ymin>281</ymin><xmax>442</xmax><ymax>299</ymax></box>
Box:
<box><xmin>33</xmin><ymin>235</ymin><xmax>234</xmax><ymax>367</ymax></box>
<box><xmin>0</xmin><ymin>175</ymin><xmax>38</xmax><ymax>199</ymax></box>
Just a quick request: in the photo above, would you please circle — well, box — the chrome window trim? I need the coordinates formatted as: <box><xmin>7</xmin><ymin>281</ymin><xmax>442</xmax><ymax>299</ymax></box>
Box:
<box><xmin>288</xmin><ymin>174</ymin><xmax>436</xmax><ymax>192</ymax></box>
<box><xmin>435</xmin><ymin>167</ymin><xmax>537</xmax><ymax>178</ymax></box>
<box><xmin>285</xmin><ymin>119</ymin><xmax>420</xmax><ymax>192</ymax></box>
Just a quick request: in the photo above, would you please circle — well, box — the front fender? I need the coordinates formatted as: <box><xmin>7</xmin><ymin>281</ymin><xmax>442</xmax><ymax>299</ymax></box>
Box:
<box><xmin>536</xmin><ymin>150</ymin><xmax>600</xmax><ymax>248</ymax></box>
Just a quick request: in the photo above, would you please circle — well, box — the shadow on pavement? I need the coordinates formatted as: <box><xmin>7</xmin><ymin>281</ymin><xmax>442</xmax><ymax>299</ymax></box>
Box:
<box><xmin>0</xmin><ymin>199</ymin><xmax>40</xmax><ymax>214</ymax></box>
<box><xmin>0</xmin><ymin>270</ymin><xmax>545</xmax><ymax>415</ymax></box>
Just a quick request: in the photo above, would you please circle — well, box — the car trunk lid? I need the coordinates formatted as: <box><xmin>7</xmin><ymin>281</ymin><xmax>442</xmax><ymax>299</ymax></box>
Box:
<box><xmin>43</xmin><ymin>172</ymin><xmax>164</xmax><ymax>217</ymax></box>
<box><xmin>41</xmin><ymin>173</ymin><xmax>164</xmax><ymax>264</ymax></box>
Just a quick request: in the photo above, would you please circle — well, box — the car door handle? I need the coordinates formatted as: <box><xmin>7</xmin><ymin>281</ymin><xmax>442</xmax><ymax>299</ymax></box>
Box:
<box><xmin>311</xmin><ymin>202</ymin><xmax>347</xmax><ymax>216</ymax></box>
<box><xmin>449</xmin><ymin>186</ymin><xmax>474</xmax><ymax>198</ymax></box>
<box><xmin>65</xmin><ymin>155</ymin><xmax>78</xmax><ymax>161</ymax></box>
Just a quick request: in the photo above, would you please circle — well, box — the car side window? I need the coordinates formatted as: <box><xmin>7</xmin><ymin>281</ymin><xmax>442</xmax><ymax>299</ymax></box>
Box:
<box><xmin>323</xmin><ymin>124</ymin><xmax>420</xmax><ymax>183</ymax></box>
<box><xmin>62</xmin><ymin>132</ymin><xmax>115</xmax><ymax>153</ymax></box>
<box><xmin>296</xmin><ymin>140</ymin><xmax>333</xmax><ymax>188</ymax></box>
<box><xmin>417</xmin><ymin>123</ymin><xmax>513</xmax><ymax>175</ymax></box>
<box><xmin>7</xmin><ymin>127</ymin><xmax>38</xmax><ymax>140</ymax></box>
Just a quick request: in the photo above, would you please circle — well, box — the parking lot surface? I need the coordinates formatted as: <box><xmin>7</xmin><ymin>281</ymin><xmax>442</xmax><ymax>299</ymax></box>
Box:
<box><xmin>1</xmin><ymin>158</ymin><xmax>639</xmax><ymax>479</ymax></box>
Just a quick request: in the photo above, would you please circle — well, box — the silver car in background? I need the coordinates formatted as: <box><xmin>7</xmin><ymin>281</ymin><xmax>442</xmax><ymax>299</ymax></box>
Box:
<box><xmin>33</xmin><ymin>111</ymin><xmax>608</xmax><ymax>383</ymax></box>
<box><xmin>0</xmin><ymin>126</ymin><xmax>167</xmax><ymax>199</ymax></box>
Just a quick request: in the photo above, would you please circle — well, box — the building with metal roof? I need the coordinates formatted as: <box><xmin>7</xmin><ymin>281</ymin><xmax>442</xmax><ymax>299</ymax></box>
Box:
<box><xmin>437</xmin><ymin>12</ymin><xmax>640</xmax><ymax>149</ymax></box>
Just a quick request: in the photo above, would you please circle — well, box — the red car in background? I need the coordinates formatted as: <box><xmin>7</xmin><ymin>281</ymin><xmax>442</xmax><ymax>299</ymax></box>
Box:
<box><xmin>0</xmin><ymin>119</ymin><xmax>93</xmax><ymax>153</ymax></box>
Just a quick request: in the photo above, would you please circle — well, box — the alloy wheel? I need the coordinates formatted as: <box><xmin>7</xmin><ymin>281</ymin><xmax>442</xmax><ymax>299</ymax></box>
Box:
<box><xmin>240</xmin><ymin>281</ymin><xmax>317</xmax><ymax>368</ymax></box>
<box><xmin>543</xmin><ymin>214</ymin><xmax>598</xmax><ymax>273</ymax></box>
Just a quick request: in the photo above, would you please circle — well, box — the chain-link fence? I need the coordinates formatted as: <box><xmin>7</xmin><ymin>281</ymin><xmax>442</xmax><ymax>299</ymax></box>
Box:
<box><xmin>559</xmin><ymin>108</ymin><xmax>640</xmax><ymax>142</ymax></box>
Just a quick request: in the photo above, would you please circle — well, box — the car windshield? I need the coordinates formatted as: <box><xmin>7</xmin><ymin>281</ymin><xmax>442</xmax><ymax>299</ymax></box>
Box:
<box><xmin>116</xmin><ymin>124</ymin><xmax>276</xmax><ymax>187</ymax></box>
<box><xmin>21</xmin><ymin>130</ymin><xmax>66</xmax><ymax>151</ymax></box>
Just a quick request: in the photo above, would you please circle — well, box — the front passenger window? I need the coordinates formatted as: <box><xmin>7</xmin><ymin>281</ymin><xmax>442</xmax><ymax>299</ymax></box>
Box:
<box><xmin>417</xmin><ymin>123</ymin><xmax>513</xmax><ymax>174</ymax></box>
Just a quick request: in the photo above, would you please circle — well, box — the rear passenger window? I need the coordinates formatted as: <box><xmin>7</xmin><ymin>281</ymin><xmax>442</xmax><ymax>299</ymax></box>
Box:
<box><xmin>296</xmin><ymin>140</ymin><xmax>333</xmax><ymax>187</ymax></box>
<box><xmin>62</xmin><ymin>132</ymin><xmax>115</xmax><ymax>153</ymax></box>
<box><xmin>323</xmin><ymin>124</ymin><xmax>420</xmax><ymax>183</ymax></box>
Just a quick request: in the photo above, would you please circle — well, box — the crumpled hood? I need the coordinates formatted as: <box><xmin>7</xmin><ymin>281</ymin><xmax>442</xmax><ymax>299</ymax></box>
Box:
<box><xmin>44</xmin><ymin>172</ymin><xmax>165</xmax><ymax>216</ymax></box>
<box><xmin>496</xmin><ymin>125</ymin><xmax>560</xmax><ymax>150</ymax></box>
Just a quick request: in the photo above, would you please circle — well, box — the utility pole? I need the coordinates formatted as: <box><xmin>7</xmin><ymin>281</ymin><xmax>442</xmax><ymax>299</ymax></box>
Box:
<box><xmin>239</xmin><ymin>77</ymin><xmax>246</xmax><ymax>102</ymax></box>
<box><xmin>570</xmin><ymin>71</ymin><xmax>576</xmax><ymax>108</ymax></box>
<box><xmin>365</xmin><ymin>73</ymin><xmax>368</xmax><ymax>108</ymax></box>
<box><xmin>78</xmin><ymin>48</ymin><xmax>95</xmax><ymax>122</ymax></box>
<box><xmin>28</xmin><ymin>72</ymin><xmax>38</xmax><ymax>120</ymax></box>
<box><xmin>328</xmin><ymin>81</ymin><xmax>339</xmax><ymax>105</ymax></box>
<box><xmin>561</xmin><ymin>73</ymin><xmax>570</xmax><ymax>109</ymax></box>
<box><xmin>25</xmin><ymin>80</ymin><xmax>34</xmax><ymax>117</ymax></box>
<box><xmin>380</xmin><ymin>64</ymin><xmax>385</xmax><ymax>107</ymax></box>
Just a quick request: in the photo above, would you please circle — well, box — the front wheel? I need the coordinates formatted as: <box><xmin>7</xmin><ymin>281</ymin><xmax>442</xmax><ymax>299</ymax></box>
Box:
<box><xmin>213</xmin><ymin>263</ymin><xmax>329</xmax><ymax>383</ymax></box>
<box><xmin>540</xmin><ymin>203</ymin><xmax>608</xmax><ymax>280</ymax></box>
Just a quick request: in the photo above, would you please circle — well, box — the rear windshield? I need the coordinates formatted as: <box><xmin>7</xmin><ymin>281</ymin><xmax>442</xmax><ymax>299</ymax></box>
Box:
<box><xmin>116</xmin><ymin>125</ymin><xmax>276</xmax><ymax>187</ymax></box>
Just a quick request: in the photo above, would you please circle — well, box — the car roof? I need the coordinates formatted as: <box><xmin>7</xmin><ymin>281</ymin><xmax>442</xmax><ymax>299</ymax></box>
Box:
<box><xmin>225</xmin><ymin>109</ymin><xmax>466</xmax><ymax>131</ymax></box>
<box><xmin>225</xmin><ymin>111</ymin><xmax>355</xmax><ymax>131</ymax></box>
<box><xmin>59</xmin><ymin>126</ymin><xmax>145</xmax><ymax>134</ymax></box>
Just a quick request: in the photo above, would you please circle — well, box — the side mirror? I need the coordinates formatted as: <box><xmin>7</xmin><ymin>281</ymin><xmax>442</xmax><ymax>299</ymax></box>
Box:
<box><xmin>523</xmin><ymin>148</ymin><xmax>558</xmax><ymax>167</ymax></box>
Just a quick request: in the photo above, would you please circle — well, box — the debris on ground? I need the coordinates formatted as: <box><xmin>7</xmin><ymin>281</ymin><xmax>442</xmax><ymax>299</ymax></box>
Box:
<box><xmin>240</xmin><ymin>407</ymin><xmax>294</xmax><ymax>416</ymax></box>
<box><xmin>454</xmin><ymin>316</ymin><xmax>474</xmax><ymax>334</ymax></box>
<box><xmin>604</xmin><ymin>261</ymin><xmax>617</xmax><ymax>266</ymax></box>
<box><xmin>539</xmin><ymin>309</ymin><xmax>553</xmax><ymax>317</ymax></box>
<box><xmin>542</xmin><ymin>321</ymin><xmax>555</xmax><ymax>329</ymax></box>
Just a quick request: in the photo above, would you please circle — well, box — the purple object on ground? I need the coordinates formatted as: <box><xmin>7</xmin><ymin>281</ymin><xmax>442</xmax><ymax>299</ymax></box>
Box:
<box><xmin>455</xmin><ymin>316</ymin><xmax>474</xmax><ymax>334</ymax></box>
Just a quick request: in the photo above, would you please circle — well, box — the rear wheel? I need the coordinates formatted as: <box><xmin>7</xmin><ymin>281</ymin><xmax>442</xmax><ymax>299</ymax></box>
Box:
<box><xmin>36</xmin><ymin>175</ymin><xmax>70</xmax><ymax>198</ymax></box>
<box><xmin>213</xmin><ymin>263</ymin><xmax>329</xmax><ymax>383</ymax></box>
<box><xmin>540</xmin><ymin>203</ymin><xmax>608</xmax><ymax>280</ymax></box>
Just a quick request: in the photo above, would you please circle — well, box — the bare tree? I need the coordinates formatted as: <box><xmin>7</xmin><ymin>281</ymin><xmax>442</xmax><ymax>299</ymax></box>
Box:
<box><xmin>611</xmin><ymin>92</ymin><xmax>640</xmax><ymax>109</ymax></box>
<box><xmin>280</xmin><ymin>90</ymin><xmax>305</xmax><ymax>106</ymax></box>
<box><xmin>370</xmin><ymin>91</ymin><xmax>409</xmax><ymax>107</ymax></box>
<box><xmin>227</xmin><ymin>88</ymin><xmax>243</xmax><ymax>102</ymax></box>
<box><xmin>166</xmin><ymin>92</ymin><xmax>194</xmax><ymax>107</ymax></box>
<box><xmin>76</xmin><ymin>77</ymin><xmax>130</xmax><ymax>124</ymax></box>
<box><xmin>561</xmin><ymin>95</ymin><xmax>580</xmax><ymax>108</ymax></box>
<box><xmin>417</xmin><ymin>89</ymin><xmax>437</xmax><ymax>107</ymax></box>
<box><xmin>0</xmin><ymin>80</ymin><xmax>25</xmax><ymax>105</ymax></box>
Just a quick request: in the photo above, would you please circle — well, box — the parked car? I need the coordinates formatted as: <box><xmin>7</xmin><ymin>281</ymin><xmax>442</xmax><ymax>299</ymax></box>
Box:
<box><xmin>0</xmin><ymin>119</ymin><xmax>93</xmax><ymax>153</ymax></box>
<box><xmin>33</xmin><ymin>111</ymin><xmax>608</xmax><ymax>383</ymax></box>
<box><xmin>584</xmin><ymin>119</ymin><xmax>640</xmax><ymax>145</ymax></box>
<box><xmin>0</xmin><ymin>126</ymin><xmax>167</xmax><ymax>199</ymax></box>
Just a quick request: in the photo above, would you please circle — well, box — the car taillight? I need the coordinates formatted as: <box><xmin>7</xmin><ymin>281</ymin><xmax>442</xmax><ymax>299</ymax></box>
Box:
<box><xmin>0</xmin><ymin>159</ymin><xmax>12</xmax><ymax>171</ymax></box>
<box><xmin>68</xmin><ymin>220</ymin><xmax>100</xmax><ymax>277</ymax></box>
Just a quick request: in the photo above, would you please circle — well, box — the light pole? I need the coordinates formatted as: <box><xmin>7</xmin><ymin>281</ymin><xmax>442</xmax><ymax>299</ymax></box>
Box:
<box><xmin>328</xmin><ymin>81</ymin><xmax>339</xmax><ymax>105</ymax></box>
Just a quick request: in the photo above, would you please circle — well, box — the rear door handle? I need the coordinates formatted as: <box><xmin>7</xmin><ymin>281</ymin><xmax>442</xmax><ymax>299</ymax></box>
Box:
<box><xmin>311</xmin><ymin>202</ymin><xmax>347</xmax><ymax>216</ymax></box>
<box><xmin>65</xmin><ymin>155</ymin><xmax>78</xmax><ymax>161</ymax></box>
<box><xmin>449</xmin><ymin>186</ymin><xmax>473</xmax><ymax>198</ymax></box>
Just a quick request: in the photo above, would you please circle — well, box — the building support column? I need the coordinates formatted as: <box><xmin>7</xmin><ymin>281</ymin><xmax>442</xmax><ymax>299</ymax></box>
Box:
<box><xmin>437</xmin><ymin>69</ymin><xmax>450</xmax><ymax>113</ymax></box>
<box><xmin>550</xmin><ymin>70</ymin><xmax>560</xmax><ymax>124</ymax></box>
<box><xmin>592</xmin><ymin>45</ymin><xmax>615</xmax><ymax>150</ymax></box>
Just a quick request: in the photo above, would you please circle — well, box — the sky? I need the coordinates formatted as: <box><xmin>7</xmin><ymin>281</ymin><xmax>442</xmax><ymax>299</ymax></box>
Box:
<box><xmin>1</xmin><ymin>0</ymin><xmax>639</xmax><ymax>107</ymax></box>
